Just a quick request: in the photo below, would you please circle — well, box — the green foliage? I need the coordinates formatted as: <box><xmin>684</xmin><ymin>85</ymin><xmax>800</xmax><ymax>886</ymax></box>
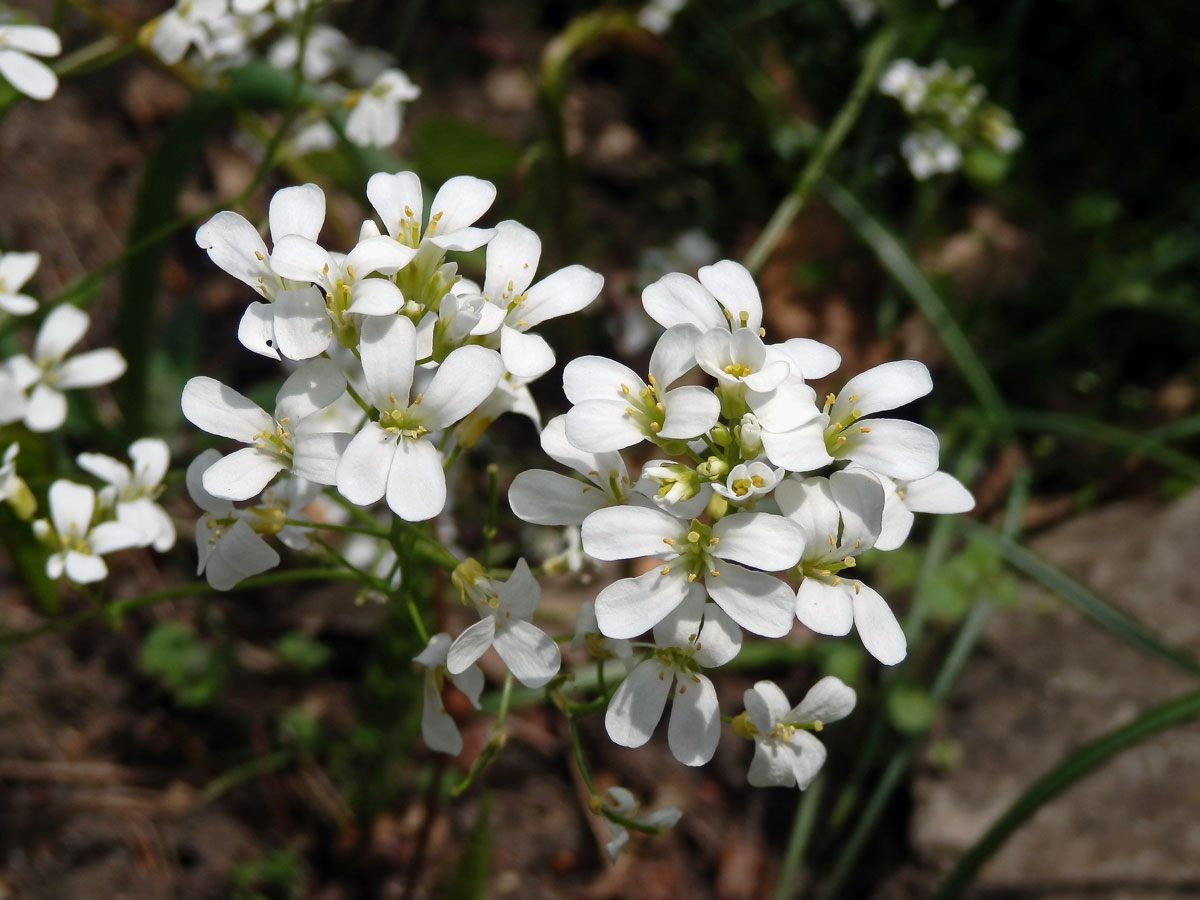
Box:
<box><xmin>885</xmin><ymin>683</ymin><xmax>937</xmax><ymax>736</ymax></box>
<box><xmin>438</xmin><ymin>794</ymin><xmax>493</xmax><ymax>900</ymax></box>
<box><xmin>409</xmin><ymin>116</ymin><xmax>522</xmax><ymax>187</ymax></box>
<box><xmin>274</xmin><ymin>631</ymin><xmax>331</xmax><ymax>672</ymax></box>
<box><xmin>139</xmin><ymin>621</ymin><xmax>226</xmax><ymax>707</ymax></box>
<box><xmin>230</xmin><ymin>848</ymin><xmax>306</xmax><ymax>900</ymax></box>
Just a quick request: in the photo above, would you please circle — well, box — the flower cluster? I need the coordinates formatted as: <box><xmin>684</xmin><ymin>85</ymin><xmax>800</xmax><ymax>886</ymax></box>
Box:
<box><xmin>511</xmin><ymin>258</ymin><xmax>973</xmax><ymax>779</ymax></box>
<box><xmin>879</xmin><ymin>59</ymin><xmax>1021</xmax><ymax>180</ymax></box>
<box><xmin>145</xmin><ymin>0</ymin><xmax>419</xmax><ymax>148</ymax></box>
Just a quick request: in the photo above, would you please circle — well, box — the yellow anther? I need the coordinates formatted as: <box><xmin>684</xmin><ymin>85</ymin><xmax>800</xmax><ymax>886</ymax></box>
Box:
<box><xmin>848</xmin><ymin>394</ymin><xmax>859</xmax><ymax>403</ymax></box>
<box><xmin>691</xmin><ymin>674</ymin><xmax>700</xmax><ymax>683</ymax></box>
<box><xmin>836</xmin><ymin>436</ymin><xmax>847</xmax><ymax>444</ymax></box>
<box><xmin>709</xmin><ymin>537</ymin><xmax>719</xmax><ymax>546</ymax></box>
<box><xmin>647</xmin><ymin>374</ymin><xmax>657</xmax><ymax>386</ymax></box>
<box><xmin>678</xmin><ymin>684</ymin><xmax>687</xmax><ymax>694</ymax></box>
<box><xmin>825</xmin><ymin>392</ymin><xmax>836</xmax><ymax>406</ymax></box>
<box><xmin>709</xmin><ymin>569</ymin><xmax>719</xmax><ymax>577</ymax></box>
<box><xmin>828</xmin><ymin>534</ymin><xmax>836</xmax><ymax>546</ymax></box>
<box><xmin>389</xmin><ymin>392</ymin><xmax>398</xmax><ymax>404</ymax></box>
<box><xmin>322</xmin><ymin>263</ymin><xmax>329</xmax><ymax>274</ymax></box>
<box><xmin>660</xmin><ymin>566</ymin><xmax>671</xmax><ymax>575</ymax></box>
<box><xmin>625</xmin><ymin>406</ymin><xmax>635</xmax><ymax>415</ymax></box>
<box><xmin>818</xmin><ymin>568</ymin><xmax>832</xmax><ymax>577</ymax></box>
<box><xmin>687</xmin><ymin>573</ymin><xmax>698</xmax><ymax>582</ymax></box>
<box><xmin>620</xmin><ymin>383</ymin><xmax>630</xmax><ymax>394</ymax></box>
<box><xmin>659</xmin><ymin>671</ymin><xmax>666</xmax><ymax>680</ymax></box>
<box><xmin>854</xmin><ymin>582</ymin><xmax>860</xmax><ymax>594</ymax></box>
<box><xmin>254</xmin><ymin>251</ymin><xmax>264</xmax><ymax>260</ymax></box>
<box><xmin>750</xmin><ymin>475</ymin><xmax>765</xmax><ymax>487</ymax></box>
<box><xmin>723</xmin><ymin>307</ymin><xmax>733</xmax><ymax>320</ymax></box>
<box><xmin>662</xmin><ymin>537</ymin><xmax>675</xmax><ymax>545</ymax></box>
<box><xmin>347</xmin><ymin>264</ymin><xmax>356</xmax><ymax>279</ymax></box>
<box><xmin>831</xmin><ymin>577</ymin><xmax>841</xmax><ymax>586</ymax></box>
<box><xmin>860</xmin><ymin>426</ymin><xmax>871</xmax><ymax>433</ymax></box>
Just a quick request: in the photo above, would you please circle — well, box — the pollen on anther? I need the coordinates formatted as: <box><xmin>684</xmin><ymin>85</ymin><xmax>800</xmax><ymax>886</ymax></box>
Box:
<box><xmin>709</xmin><ymin>569</ymin><xmax>719</xmax><ymax>577</ymax></box>
<box><xmin>860</xmin><ymin>426</ymin><xmax>871</xmax><ymax>433</ymax></box>
<box><xmin>687</xmin><ymin>573</ymin><xmax>697</xmax><ymax>582</ymax></box>
<box><xmin>254</xmin><ymin>251</ymin><xmax>264</xmax><ymax>260</ymax></box>
<box><xmin>662</xmin><ymin>537</ymin><xmax>675</xmax><ymax>545</ymax></box>
<box><xmin>828</xmin><ymin>534</ymin><xmax>836</xmax><ymax>546</ymax></box>
<box><xmin>660</xmin><ymin>566</ymin><xmax>670</xmax><ymax>575</ymax></box>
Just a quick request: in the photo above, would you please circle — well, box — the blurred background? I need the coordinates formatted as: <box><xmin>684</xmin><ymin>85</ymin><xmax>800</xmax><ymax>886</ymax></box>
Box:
<box><xmin>0</xmin><ymin>0</ymin><xmax>1198</xmax><ymax>897</ymax></box>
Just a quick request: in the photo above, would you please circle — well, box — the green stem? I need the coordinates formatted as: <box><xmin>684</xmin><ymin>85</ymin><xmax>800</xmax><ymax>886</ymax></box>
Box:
<box><xmin>451</xmin><ymin>671</ymin><xmax>515</xmax><ymax>797</ymax></box>
<box><xmin>742</xmin><ymin>27</ymin><xmax>897</xmax><ymax>275</ymax></box>
<box><xmin>772</xmin><ymin>775</ymin><xmax>825</xmax><ymax>900</ymax></box>
<box><xmin>568</xmin><ymin>714</ymin><xmax>596</xmax><ymax>794</ymax></box>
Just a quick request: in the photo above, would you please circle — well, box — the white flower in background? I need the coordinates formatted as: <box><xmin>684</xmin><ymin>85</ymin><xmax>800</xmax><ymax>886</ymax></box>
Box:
<box><xmin>446</xmin><ymin>558</ymin><xmax>562</xmax><ymax>688</ymax></box>
<box><xmin>638</xmin><ymin>0</ymin><xmax>688</xmax><ymax>35</ymax></box>
<box><xmin>4</xmin><ymin>305</ymin><xmax>127</xmax><ymax>432</ymax></box>
<box><xmin>201</xmin><ymin>11</ymin><xmax>274</xmax><ymax>72</ymax></box>
<box><xmin>187</xmin><ymin>449</ymin><xmax>280</xmax><ymax>590</ymax></box>
<box><xmin>605</xmin><ymin>602</ymin><xmax>741</xmax><ymax>765</ymax></box>
<box><xmin>181</xmin><ymin>357</ymin><xmax>347</xmax><ymax>500</ymax></box>
<box><xmin>0</xmin><ymin>443</ymin><xmax>35</xmax><ymax>519</ymax></box>
<box><xmin>0</xmin><ymin>367</ymin><xmax>24</xmax><ymax>426</ymax></box>
<box><xmin>901</xmin><ymin>129</ymin><xmax>962</xmax><ymax>180</ymax></box>
<box><xmin>32</xmin><ymin>481</ymin><xmax>140</xmax><ymax>583</ymax></box>
<box><xmin>596</xmin><ymin>786</ymin><xmax>682</xmax><ymax>861</ymax></box>
<box><xmin>453</xmin><ymin>371</ymin><xmax>541</xmax><ymax>449</ymax></box>
<box><xmin>777</xmin><ymin>470</ymin><xmax>907</xmax><ymax>665</ymax></box>
<box><xmin>582</xmin><ymin>504</ymin><xmax>804</xmax><ymax>639</ymax></box>
<box><xmin>335</xmin><ymin>314</ymin><xmax>503</xmax><ymax>521</ymax></box>
<box><xmin>147</xmin><ymin>0</ymin><xmax>228</xmax><ymax>65</ymax></box>
<box><xmin>414</xmin><ymin>632</ymin><xmax>483</xmax><ymax>755</ymax></box>
<box><xmin>474</xmin><ymin>220</ymin><xmax>604</xmax><ymax>379</ymax></box>
<box><xmin>508</xmin><ymin>415</ymin><xmax>633</xmax><ymax>526</ymax></box>
<box><xmin>563</xmin><ymin>325</ymin><xmax>718</xmax><ymax>452</ymax></box>
<box><xmin>821</xmin><ymin>359</ymin><xmax>939</xmax><ymax>481</ymax></box>
<box><xmin>879</xmin><ymin>59</ymin><xmax>928</xmax><ymax>113</ymax></box>
<box><xmin>0</xmin><ymin>22</ymin><xmax>61</xmax><ymax>100</ymax></box>
<box><xmin>268</xmin><ymin>24</ymin><xmax>350</xmax><ymax>82</ymax></box>
<box><xmin>873</xmin><ymin>468</ymin><xmax>975</xmax><ymax>551</ymax></box>
<box><xmin>77</xmin><ymin>438</ymin><xmax>176</xmax><ymax>551</ymax></box>
<box><xmin>839</xmin><ymin>0</ymin><xmax>877</xmax><ymax>27</ymax></box>
<box><xmin>571</xmin><ymin>600</ymin><xmax>634</xmax><ymax>671</ymax></box>
<box><xmin>345</xmin><ymin>69</ymin><xmax>420</xmax><ymax>147</ymax></box>
<box><xmin>367</xmin><ymin>171</ymin><xmax>497</xmax><ymax>253</ymax></box>
<box><xmin>642</xmin><ymin>260</ymin><xmax>764</xmax><ymax>335</ymax></box>
<box><xmin>0</xmin><ymin>251</ymin><xmax>40</xmax><ymax>315</ymax></box>
<box><xmin>735</xmin><ymin>677</ymin><xmax>855</xmax><ymax>788</ymax></box>
<box><xmin>241</xmin><ymin>473</ymin><xmax>323</xmax><ymax>551</ymax></box>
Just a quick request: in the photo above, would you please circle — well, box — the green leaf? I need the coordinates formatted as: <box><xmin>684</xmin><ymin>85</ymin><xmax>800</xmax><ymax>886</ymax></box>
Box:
<box><xmin>140</xmin><ymin>621</ymin><xmax>226</xmax><ymax>707</ymax></box>
<box><xmin>409</xmin><ymin>116</ymin><xmax>521</xmax><ymax>188</ymax></box>
<box><xmin>886</xmin><ymin>684</ymin><xmax>937</xmax><ymax>735</ymax></box>
<box><xmin>275</xmin><ymin>631</ymin><xmax>331</xmax><ymax>672</ymax></box>
<box><xmin>967</xmin><ymin>521</ymin><xmax>1200</xmax><ymax>679</ymax></box>
<box><xmin>439</xmin><ymin>794</ymin><xmax>493</xmax><ymax>900</ymax></box>
<box><xmin>934</xmin><ymin>687</ymin><xmax>1200</xmax><ymax>899</ymax></box>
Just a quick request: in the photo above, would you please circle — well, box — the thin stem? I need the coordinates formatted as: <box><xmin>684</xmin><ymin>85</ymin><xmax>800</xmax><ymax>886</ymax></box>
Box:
<box><xmin>568</xmin><ymin>714</ymin><xmax>596</xmax><ymax>794</ymax></box>
<box><xmin>283</xmin><ymin>518</ymin><xmax>389</xmax><ymax>540</ymax></box>
<box><xmin>742</xmin><ymin>27</ymin><xmax>897</xmax><ymax>275</ymax></box>
<box><xmin>772</xmin><ymin>775</ymin><xmax>825</xmax><ymax>900</ymax></box>
<box><xmin>451</xmin><ymin>671</ymin><xmax>515</xmax><ymax>797</ymax></box>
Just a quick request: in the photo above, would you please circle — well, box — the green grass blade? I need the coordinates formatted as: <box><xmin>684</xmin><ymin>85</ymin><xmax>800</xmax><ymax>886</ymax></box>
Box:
<box><xmin>967</xmin><ymin>521</ymin><xmax>1200</xmax><ymax>678</ymax></box>
<box><xmin>933</xmin><ymin>686</ymin><xmax>1200</xmax><ymax>899</ymax></box>
<box><xmin>1010</xmin><ymin>409</ymin><xmax>1200</xmax><ymax>482</ymax></box>
<box><xmin>820</xmin><ymin>177</ymin><xmax>1014</xmax><ymax>440</ymax></box>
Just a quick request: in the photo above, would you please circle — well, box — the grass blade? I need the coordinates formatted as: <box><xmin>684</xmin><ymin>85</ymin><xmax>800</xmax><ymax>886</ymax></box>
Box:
<box><xmin>933</xmin><ymin>686</ymin><xmax>1200</xmax><ymax>899</ymax></box>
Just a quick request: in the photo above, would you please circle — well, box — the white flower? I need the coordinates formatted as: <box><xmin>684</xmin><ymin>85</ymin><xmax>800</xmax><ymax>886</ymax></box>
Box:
<box><xmin>605</xmin><ymin>602</ymin><xmax>741</xmax><ymax>765</ymax></box>
<box><xmin>879</xmin><ymin>59</ymin><xmax>927</xmax><ymax>113</ymax></box>
<box><xmin>148</xmin><ymin>0</ymin><xmax>228</xmax><ymax>65</ymax></box>
<box><xmin>474</xmin><ymin>220</ymin><xmax>604</xmax><ymax>379</ymax></box>
<box><xmin>345</xmin><ymin>69</ymin><xmax>421</xmax><ymax>147</ymax></box>
<box><xmin>873</xmin><ymin>468</ymin><xmax>975</xmax><ymax>551</ymax></box>
<box><xmin>0</xmin><ymin>444</ymin><xmax>32</xmax><ymax>515</ymax></box>
<box><xmin>268</xmin><ymin>25</ymin><xmax>350</xmax><ymax>82</ymax></box>
<box><xmin>32</xmin><ymin>481</ymin><xmax>140</xmax><ymax>583</ymax></box>
<box><xmin>77</xmin><ymin>438</ymin><xmax>175</xmax><ymax>551</ymax></box>
<box><xmin>335</xmin><ymin>315</ymin><xmax>502</xmax><ymax>521</ymax></box>
<box><xmin>597</xmin><ymin>786</ymin><xmax>682</xmax><ymax>861</ymax></box>
<box><xmin>182</xmin><ymin>357</ymin><xmax>347</xmax><ymax>501</ymax></box>
<box><xmin>642</xmin><ymin>259</ymin><xmax>763</xmax><ymax>334</ymax></box>
<box><xmin>0</xmin><ymin>23</ymin><xmax>61</xmax><ymax>100</ymax></box>
<box><xmin>582</xmin><ymin>504</ymin><xmax>804</xmax><ymax>639</ymax></box>
<box><xmin>744</xmin><ymin>380</ymin><xmax>832</xmax><ymax>473</ymax></box>
<box><xmin>5</xmin><ymin>305</ymin><xmax>127</xmax><ymax>432</ymax></box>
<box><xmin>637</xmin><ymin>0</ymin><xmax>688</xmax><ymax>35</ymax></box>
<box><xmin>367</xmin><ymin>171</ymin><xmax>497</xmax><ymax>253</ymax></box>
<box><xmin>187</xmin><ymin>450</ymin><xmax>280</xmax><ymax>590</ymax></box>
<box><xmin>738</xmin><ymin>677</ymin><xmax>855</xmax><ymax>788</ymax></box>
<box><xmin>508</xmin><ymin>415</ymin><xmax>632</xmax><ymax>526</ymax></box>
<box><xmin>414</xmin><ymin>632</ymin><xmax>483</xmax><ymax>755</ymax></box>
<box><xmin>563</xmin><ymin>325</ymin><xmax>718</xmax><ymax>452</ymax></box>
<box><xmin>446</xmin><ymin>559</ymin><xmax>562</xmax><ymax>688</ymax></box>
<box><xmin>900</xmin><ymin>129</ymin><xmax>962</xmax><ymax>180</ymax></box>
<box><xmin>0</xmin><ymin>251</ymin><xmax>40</xmax><ymax>315</ymax></box>
<box><xmin>820</xmin><ymin>359</ymin><xmax>940</xmax><ymax>481</ymax></box>
<box><xmin>711</xmin><ymin>461</ymin><xmax>784</xmax><ymax>505</ymax></box>
<box><xmin>571</xmin><ymin>600</ymin><xmax>633</xmax><ymax>670</ymax></box>
<box><xmin>251</xmin><ymin>474</ymin><xmax>323</xmax><ymax>551</ymax></box>
<box><xmin>776</xmin><ymin>470</ymin><xmax>907</xmax><ymax>665</ymax></box>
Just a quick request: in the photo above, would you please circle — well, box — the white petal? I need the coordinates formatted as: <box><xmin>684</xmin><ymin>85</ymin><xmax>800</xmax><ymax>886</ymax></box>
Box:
<box><xmin>427</xmin><ymin>176</ymin><xmax>496</xmax><ymax>244</ymax></box>
<box><xmin>0</xmin><ymin>49</ymin><xmax>57</xmax><ymax>100</ymax></box>
<box><xmin>659</xmin><ymin>385</ymin><xmax>720</xmax><ymax>440</ymax></box>
<box><xmin>581</xmin><ymin>505</ymin><xmax>681</xmax><ymax>560</ymax></box>
<box><xmin>268</xmin><ymin>183</ymin><xmax>326</xmax><ymax>244</ymax></box>
<box><xmin>0</xmin><ymin>251</ymin><xmax>39</xmax><ymax>292</ymax></box>
<box><xmin>641</xmin><ymin>272</ymin><xmax>726</xmax><ymax>332</ymax></box>
<box><xmin>495</xmin><ymin>558</ymin><xmax>542</xmax><ymax>619</ymax></box>
<box><xmin>493</xmin><ymin>619</ymin><xmax>561</xmax><ymax>688</ymax></box>
<box><xmin>562</xmin><ymin>356</ymin><xmax>643</xmax><ymax>405</ymax></box>
<box><xmin>875</xmin><ymin>486</ymin><xmax>915</xmax><ymax>552</ymax></box>
<box><xmin>649</xmin><ymin>325</ymin><xmax>701</xmax><ymax>387</ymax></box>
<box><xmin>668</xmin><ymin>674</ymin><xmax>720</xmax><ymax>766</ymax></box>
<box><xmin>75</xmin><ymin>452</ymin><xmax>130</xmax><ymax>488</ymax></box>
<box><xmin>273</xmin><ymin>288</ymin><xmax>333</xmax><ymax>359</ymax></box>
<box><xmin>345</xmin><ymin>236</ymin><xmax>417</xmax><ymax>276</ymax></box>
<box><xmin>605</xmin><ymin>659</ymin><xmax>672</xmax><ymax>748</ymax></box>
<box><xmin>64</xmin><ymin>550</ymin><xmax>107</xmax><ymax>583</ymax></box>
<box><xmin>269</xmin><ymin>234</ymin><xmax>334</xmax><ymax>285</ymax></box>
<box><xmin>508</xmin><ymin>470</ymin><xmax>610</xmax><ymax>525</ymax></box>
<box><xmin>775</xmin><ymin>337</ymin><xmax>842</xmax><ymax>380</ymax></box>
<box><xmin>791</xmin><ymin>675</ymin><xmax>857</xmax><ymax>725</ymax></box>
<box><xmin>414</xmin><ymin>632</ymin><xmax>452</xmax><ymax>667</ymax></box>
<box><xmin>829</xmin><ymin>468</ymin><xmax>885</xmax><ymax>550</ymax></box>
<box><xmin>195</xmin><ymin>211</ymin><xmax>274</xmax><ymax>293</ymax></box>
<box><xmin>594</xmin><ymin>568</ymin><xmax>696</xmax><ymax>639</ymax></box>
<box><xmin>88</xmin><ymin>520</ymin><xmax>141</xmax><ymax>555</ymax></box>
<box><xmin>206</xmin><ymin>519</ymin><xmax>279</xmax><ymax>590</ymax></box>
<box><xmin>447</xmin><ymin>617</ymin><xmax>497</xmax><ymax>673</ymax></box>
<box><xmin>712</xmin><ymin>512</ymin><xmax>804</xmax><ymax>571</ymax></box>
<box><xmin>49</xmin><ymin>480</ymin><xmax>94</xmax><ymax>536</ymax></box>
<box><xmin>275</xmin><ymin>358</ymin><xmax>346</xmax><ymax>422</ymax></box>
<box><xmin>697</xmin><ymin>260</ymin><xmax>762</xmax><ymax>332</ymax></box>
<box><xmin>450</xmin><ymin>664</ymin><xmax>484</xmax><ymax>709</ymax></box>
<box><xmin>366</xmin><ymin>171</ymin><xmax>422</xmax><ymax>238</ymax></box>
<box><xmin>788</xmin><ymin>730</ymin><xmax>828</xmax><ymax>790</ymax></box>
<box><xmin>181</xmin><ymin>377</ymin><xmax>273</xmax><ymax>442</ymax></box>
<box><xmin>336</xmin><ymin>423</ymin><xmax>395</xmax><ymax>506</ymax></box>
<box><xmin>385</xmin><ymin>438</ymin><xmax>445</xmax><ymax>521</ymax></box>
<box><xmin>902</xmin><ymin>471</ymin><xmax>975</xmax><ymax>514</ymax></box>
<box><xmin>483</xmin><ymin>220</ymin><xmax>541</xmax><ymax>300</ymax></box>
<box><xmin>499</xmin><ymin>326</ymin><xmax>555</xmax><ymax>380</ymax></box>
<box><xmin>831</xmin><ymin>360</ymin><xmax>932</xmax><ymax>422</ymax></box>
<box><xmin>419</xmin><ymin>345</ymin><xmax>504</xmax><ymax>429</ymax></box>
<box><xmin>24</xmin><ymin>383</ymin><xmax>67</xmax><ymax>432</ymax></box>
<box><xmin>795</xmin><ymin>577</ymin><xmax>855</xmax><ymax>636</ymax></box>
<box><xmin>747</xmin><ymin>737</ymin><xmax>798</xmax><ymax>788</ymax></box>
<box><xmin>0</xmin><ymin>292</ymin><xmax>37</xmax><ymax>315</ymax></box>
<box><xmin>539</xmin><ymin>414</ymin><xmax>628</xmax><ymax>484</ymax></box>
<box><xmin>345</xmin><ymin>278</ymin><xmax>404</xmax><ymax>315</ymax></box>
<box><xmin>518</xmin><ymin>265</ymin><xmax>603</xmax><ymax>327</ymax></box>
<box><xmin>776</xmin><ymin>477</ymin><xmax>841</xmax><ymax>544</ymax></box>
<box><xmin>35</xmin><ymin>304</ymin><xmax>89</xmax><ymax>361</ymax></box>
<box><xmin>706</xmin><ymin>562</ymin><xmax>795</xmax><ymax>638</ymax></box>
<box><xmin>3</xmin><ymin>25</ymin><xmax>61</xmax><ymax>57</ymax></box>
<box><xmin>185</xmin><ymin>450</ymin><xmax>230</xmax><ymax>515</ymax></box>
<box><xmin>55</xmin><ymin>349</ymin><xmax>127</xmax><ymax>389</ymax></box>
<box><xmin>238</xmin><ymin>302</ymin><xmax>281</xmax><ymax>359</ymax></box>
<box><xmin>744</xmin><ymin>681</ymin><xmax>792</xmax><ymax>733</ymax></box>
<box><xmin>358</xmin><ymin>314</ymin><xmax>415</xmax><ymax>409</ymax></box>
<box><xmin>837</xmin><ymin>418</ymin><xmax>940</xmax><ymax>481</ymax></box>
<box><xmin>291</xmin><ymin>431</ymin><xmax>351</xmax><ymax>485</ymax></box>
<box><xmin>748</xmin><ymin>381</ymin><xmax>822</xmax><ymax>432</ymax></box>
<box><xmin>116</xmin><ymin>498</ymin><xmax>176</xmax><ymax>551</ymax></box>
<box><xmin>693</xmin><ymin>604</ymin><xmax>744</xmax><ymax>668</ymax></box>
<box><xmin>202</xmin><ymin>447</ymin><xmax>285</xmax><ymax>500</ymax></box>
<box><xmin>852</xmin><ymin>582</ymin><xmax>907</xmax><ymax>665</ymax></box>
<box><xmin>565</xmin><ymin>401</ymin><xmax>645</xmax><ymax>452</ymax></box>
<box><xmin>421</xmin><ymin>673</ymin><xmax>463</xmax><ymax>755</ymax></box>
